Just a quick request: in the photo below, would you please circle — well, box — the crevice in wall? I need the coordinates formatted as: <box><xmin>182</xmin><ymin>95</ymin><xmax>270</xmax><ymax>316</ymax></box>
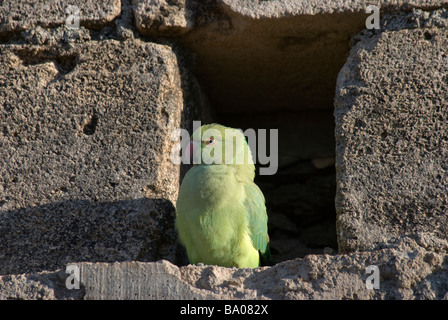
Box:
<box><xmin>14</xmin><ymin>48</ymin><xmax>78</xmax><ymax>76</ymax></box>
<box><xmin>175</xmin><ymin>9</ymin><xmax>368</xmax><ymax>262</ymax></box>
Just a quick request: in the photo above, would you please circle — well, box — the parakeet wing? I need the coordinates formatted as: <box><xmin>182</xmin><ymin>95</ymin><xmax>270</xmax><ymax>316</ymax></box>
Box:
<box><xmin>243</xmin><ymin>183</ymin><xmax>269</xmax><ymax>255</ymax></box>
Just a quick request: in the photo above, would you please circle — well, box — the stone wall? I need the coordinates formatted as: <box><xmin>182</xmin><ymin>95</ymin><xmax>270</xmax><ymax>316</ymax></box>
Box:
<box><xmin>335</xmin><ymin>8</ymin><xmax>448</xmax><ymax>253</ymax></box>
<box><xmin>1</xmin><ymin>0</ymin><xmax>447</xmax><ymax>299</ymax></box>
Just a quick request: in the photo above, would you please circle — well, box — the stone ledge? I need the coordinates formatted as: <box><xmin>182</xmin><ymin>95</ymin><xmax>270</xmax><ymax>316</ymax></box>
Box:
<box><xmin>1</xmin><ymin>234</ymin><xmax>447</xmax><ymax>300</ymax></box>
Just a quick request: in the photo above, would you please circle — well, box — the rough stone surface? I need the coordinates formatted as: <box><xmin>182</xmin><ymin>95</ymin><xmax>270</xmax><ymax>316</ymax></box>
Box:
<box><xmin>0</xmin><ymin>0</ymin><xmax>121</xmax><ymax>35</ymax></box>
<box><xmin>0</xmin><ymin>268</ymin><xmax>84</xmax><ymax>300</ymax></box>
<box><xmin>1</xmin><ymin>234</ymin><xmax>447</xmax><ymax>300</ymax></box>
<box><xmin>79</xmin><ymin>260</ymin><xmax>220</xmax><ymax>299</ymax></box>
<box><xmin>1</xmin><ymin>0</ymin><xmax>448</xmax><ymax>301</ymax></box>
<box><xmin>335</xmin><ymin>10</ymin><xmax>448</xmax><ymax>253</ymax></box>
<box><xmin>0</xmin><ymin>38</ymin><xmax>198</xmax><ymax>275</ymax></box>
<box><xmin>133</xmin><ymin>0</ymin><xmax>448</xmax><ymax>34</ymax></box>
<box><xmin>219</xmin><ymin>0</ymin><xmax>448</xmax><ymax>18</ymax></box>
<box><xmin>132</xmin><ymin>0</ymin><xmax>194</xmax><ymax>37</ymax></box>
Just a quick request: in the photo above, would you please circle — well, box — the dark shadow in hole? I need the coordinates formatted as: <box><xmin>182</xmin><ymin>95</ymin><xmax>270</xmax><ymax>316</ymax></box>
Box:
<box><xmin>0</xmin><ymin>29</ymin><xmax>23</xmax><ymax>45</ymax></box>
<box><xmin>0</xmin><ymin>198</ymin><xmax>180</xmax><ymax>276</ymax></box>
<box><xmin>82</xmin><ymin>113</ymin><xmax>99</xmax><ymax>135</ymax></box>
<box><xmin>255</xmin><ymin>162</ymin><xmax>338</xmax><ymax>262</ymax></box>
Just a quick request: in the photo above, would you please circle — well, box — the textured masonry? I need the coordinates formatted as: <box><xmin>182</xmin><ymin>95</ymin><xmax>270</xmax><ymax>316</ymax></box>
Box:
<box><xmin>1</xmin><ymin>0</ymin><xmax>448</xmax><ymax>300</ymax></box>
<box><xmin>335</xmin><ymin>9</ymin><xmax>448</xmax><ymax>252</ymax></box>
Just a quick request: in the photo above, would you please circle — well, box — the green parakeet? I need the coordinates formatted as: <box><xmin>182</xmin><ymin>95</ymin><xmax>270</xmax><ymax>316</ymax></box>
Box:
<box><xmin>175</xmin><ymin>123</ymin><xmax>274</xmax><ymax>268</ymax></box>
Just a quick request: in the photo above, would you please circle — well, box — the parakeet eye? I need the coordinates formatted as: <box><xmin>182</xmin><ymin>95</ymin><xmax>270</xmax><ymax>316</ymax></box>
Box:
<box><xmin>205</xmin><ymin>136</ymin><xmax>215</xmax><ymax>146</ymax></box>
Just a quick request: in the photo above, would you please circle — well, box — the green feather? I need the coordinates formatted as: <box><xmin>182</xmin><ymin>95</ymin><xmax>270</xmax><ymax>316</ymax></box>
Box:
<box><xmin>243</xmin><ymin>183</ymin><xmax>274</xmax><ymax>266</ymax></box>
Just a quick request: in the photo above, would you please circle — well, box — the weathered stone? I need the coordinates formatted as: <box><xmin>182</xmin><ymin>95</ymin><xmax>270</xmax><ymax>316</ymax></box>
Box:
<box><xmin>0</xmin><ymin>0</ymin><xmax>121</xmax><ymax>35</ymax></box>
<box><xmin>79</xmin><ymin>260</ymin><xmax>220</xmax><ymax>299</ymax></box>
<box><xmin>1</xmin><ymin>0</ymin><xmax>448</xmax><ymax>301</ymax></box>
<box><xmin>0</xmin><ymin>38</ymin><xmax>199</xmax><ymax>275</ymax></box>
<box><xmin>132</xmin><ymin>0</ymin><xmax>194</xmax><ymax>37</ymax></box>
<box><xmin>334</xmin><ymin>9</ymin><xmax>448</xmax><ymax>253</ymax></box>
<box><xmin>0</xmin><ymin>268</ymin><xmax>83</xmax><ymax>300</ymax></box>
<box><xmin>218</xmin><ymin>0</ymin><xmax>448</xmax><ymax>17</ymax></box>
<box><xmin>1</xmin><ymin>234</ymin><xmax>447</xmax><ymax>300</ymax></box>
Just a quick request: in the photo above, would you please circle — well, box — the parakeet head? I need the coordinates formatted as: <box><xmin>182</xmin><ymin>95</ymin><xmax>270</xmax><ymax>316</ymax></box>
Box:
<box><xmin>187</xmin><ymin>123</ymin><xmax>254</xmax><ymax>167</ymax></box>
